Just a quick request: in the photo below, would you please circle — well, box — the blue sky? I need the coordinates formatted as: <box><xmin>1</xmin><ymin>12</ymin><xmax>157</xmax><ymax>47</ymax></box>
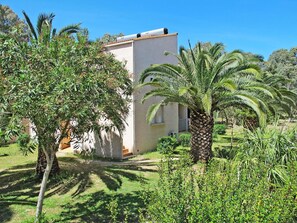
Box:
<box><xmin>2</xmin><ymin>0</ymin><xmax>297</xmax><ymax>59</ymax></box>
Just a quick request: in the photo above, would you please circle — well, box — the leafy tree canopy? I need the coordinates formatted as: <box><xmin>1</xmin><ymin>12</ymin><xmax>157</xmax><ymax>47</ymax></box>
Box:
<box><xmin>97</xmin><ymin>33</ymin><xmax>124</xmax><ymax>44</ymax></box>
<box><xmin>0</xmin><ymin>34</ymin><xmax>132</xmax><ymax>220</ymax></box>
<box><xmin>0</xmin><ymin>4</ymin><xmax>27</xmax><ymax>40</ymax></box>
<box><xmin>267</xmin><ymin>47</ymin><xmax>297</xmax><ymax>89</ymax></box>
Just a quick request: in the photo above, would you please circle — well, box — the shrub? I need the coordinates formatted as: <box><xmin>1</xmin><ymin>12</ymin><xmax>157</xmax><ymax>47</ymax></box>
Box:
<box><xmin>17</xmin><ymin>133</ymin><xmax>37</xmax><ymax>155</ymax></box>
<box><xmin>17</xmin><ymin>133</ymin><xmax>30</xmax><ymax>147</ymax></box>
<box><xmin>235</xmin><ymin>128</ymin><xmax>297</xmax><ymax>184</ymax></box>
<box><xmin>213</xmin><ymin>123</ymin><xmax>227</xmax><ymax>135</ymax></box>
<box><xmin>143</xmin><ymin>155</ymin><xmax>195</xmax><ymax>222</ymax></box>
<box><xmin>156</xmin><ymin>136</ymin><xmax>178</xmax><ymax>154</ymax></box>
<box><xmin>178</xmin><ymin>133</ymin><xmax>191</xmax><ymax>147</ymax></box>
<box><xmin>142</xmin><ymin>155</ymin><xmax>297</xmax><ymax>222</ymax></box>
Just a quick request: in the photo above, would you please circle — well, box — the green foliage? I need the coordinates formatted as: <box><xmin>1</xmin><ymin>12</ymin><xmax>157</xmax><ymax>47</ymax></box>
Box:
<box><xmin>17</xmin><ymin>133</ymin><xmax>37</xmax><ymax>156</ymax></box>
<box><xmin>107</xmin><ymin>195</ymin><xmax>119</xmax><ymax>223</ymax></box>
<box><xmin>97</xmin><ymin>33</ymin><xmax>124</xmax><ymax>44</ymax></box>
<box><xmin>178</xmin><ymin>133</ymin><xmax>191</xmax><ymax>147</ymax></box>
<box><xmin>213</xmin><ymin>123</ymin><xmax>227</xmax><ymax>135</ymax></box>
<box><xmin>156</xmin><ymin>136</ymin><xmax>178</xmax><ymax>154</ymax></box>
<box><xmin>267</xmin><ymin>47</ymin><xmax>297</xmax><ymax>90</ymax></box>
<box><xmin>0</xmin><ymin>4</ymin><xmax>27</xmax><ymax>41</ymax></box>
<box><xmin>22</xmin><ymin>11</ymin><xmax>81</xmax><ymax>44</ymax></box>
<box><xmin>0</xmin><ymin>34</ymin><xmax>132</xmax><ymax>152</ymax></box>
<box><xmin>143</xmin><ymin>156</ymin><xmax>195</xmax><ymax>222</ymax></box>
<box><xmin>0</xmin><ymin>22</ymin><xmax>132</xmax><ymax>221</ymax></box>
<box><xmin>0</xmin><ymin>112</ymin><xmax>10</xmax><ymax>145</ymax></box>
<box><xmin>235</xmin><ymin>128</ymin><xmax>297</xmax><ymax>185</ymax></box>
<box><xmin>143</xmin><ymin>156</ymin><xmax>297</xmax><ymax>223</ymax></box>
<box><xmin>139</xmin><ymin>42</ymin><xmax>279</xmax><ymax>128</ymax></box>
<box><xmin>17</xmin><ymin>133</ymin><xmax>30</xmax><ymax>147</ymax></box>
<box><xmin>213</xmin><ymin>146</ymin><xmax>237</xmax><ymax>160</ymax></box>
<box><xmin>139</xmin><ymin>41</ymin><xmax>294</xmax><ymax>162</ymax></box>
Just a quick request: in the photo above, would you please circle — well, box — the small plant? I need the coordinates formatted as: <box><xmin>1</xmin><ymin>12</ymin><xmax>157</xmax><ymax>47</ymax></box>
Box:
<box><xmin>213</xmin><ymin>124</ymin><xmax>227</xmax><ymax>135</ymax></box>
<box><xmin>178</xmin><ymin>133</ymin><xmax>191</xmax><ymax>147</ymax></box>
<box><xmin>107</xmin><ymin>195</ymin><xmax>119</xmax><ymax>223</ymax></box>
<box><xmin>235</xmin><ymin>128</ymin><xmax>297</xmax><ymax>185</ymax></box>
<box><xmin>156</xmin><ymin>136</ymin><xmax>178</xmax><ymax>154</ymax></box>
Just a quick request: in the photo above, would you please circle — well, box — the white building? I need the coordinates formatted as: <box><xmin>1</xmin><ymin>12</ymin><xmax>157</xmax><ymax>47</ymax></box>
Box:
<box><xmin>78</xmin><ymin>29</ymin><xmax>188</xmax><ymax>159</ymax></box>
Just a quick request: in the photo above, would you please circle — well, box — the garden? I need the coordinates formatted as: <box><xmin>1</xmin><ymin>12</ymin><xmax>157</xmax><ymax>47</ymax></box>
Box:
<box><xmin>1</xmin><ymin>5</ymin><xmax>297</xmax><ymax>223</ymax></box>
<box><xmin>1</xmin><ymin>121</ymin><xmax>297</xmax><ymax>222</ymax></box>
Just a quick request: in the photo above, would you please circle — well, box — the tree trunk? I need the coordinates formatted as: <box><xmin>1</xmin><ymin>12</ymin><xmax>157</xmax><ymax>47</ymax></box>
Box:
<box><xmin>190</xmin><ymin>110</ymin><xmax>214</xmax><ymax>163</ymax></box>
<box><xmin>35</xmin><ymin>148</ymin><xmax>54</xmax><ymax>222</ymax></box>
<box><xmin>230</xmin><ymin>117</ymin><xmax>234</xmax><ymax>150</ymax></box>
<box><xmin>243</xmin><ymin>116</ymin><xmax>259</xmax><ymax>131</ymax></box>
<box><xmin>36</xmin><ymin>145</ymin><xmax>60</xmax><ymax>178</ymax></box>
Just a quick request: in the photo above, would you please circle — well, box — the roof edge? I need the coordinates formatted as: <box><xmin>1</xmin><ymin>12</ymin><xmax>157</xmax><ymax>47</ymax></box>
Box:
<box><xmin>104</xmin><ymin>33</ymin><xmax>178</xmax><ymax>48</ymax></box>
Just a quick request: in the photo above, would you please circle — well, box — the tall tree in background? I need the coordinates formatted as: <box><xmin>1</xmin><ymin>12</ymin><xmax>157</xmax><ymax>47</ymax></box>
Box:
<box><xmin>97</xmin><ymin>32</ymin><xmax>124</xmax><ymax>44</ymax></box>
<box><xmin>22</xmin><ymin>11</ymin><xmax>81</xmax><ymax>177</ymax></box>
<box><xmin>139</xmin><ymin>43</ymin><xmax>284</xmax><ymax>163</ymax></box>
<box><xmin>0</xmin><ymin>33</ymin><xmax>132</xmax><ymax>222</ymax></box>
<box><xmin>0</xmin><ymin>4</ymin><xmax>27</xmax><ymax>40</ymax></box>
<box><xmin>234</xmin><ymin>52</ymin><xmax>297</xmax><ymax>129</ymax></box>
<box><xmin>267</xmin><ymin>48</ymin><xmax>297</xmax><ymax>90</ymax></box>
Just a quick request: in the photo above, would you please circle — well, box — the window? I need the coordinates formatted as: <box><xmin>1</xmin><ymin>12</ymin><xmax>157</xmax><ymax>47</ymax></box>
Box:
<box><xmin>151</xmin><ymin>105</ymin><xmax>164</xmax><ymax>124</ymax></box>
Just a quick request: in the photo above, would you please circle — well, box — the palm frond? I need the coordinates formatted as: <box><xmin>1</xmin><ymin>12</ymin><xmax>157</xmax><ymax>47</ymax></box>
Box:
<box><xmin>22</xmin><ymin>11</ymin><xmax>37</xmax><ymax>40</ymax></box>
<box><xmin>146</xmin><ymin>103</ymin><xmax>163</xmax><ymax>123</ymax></box>
<box><xmin>37</xmin><ymin>13</ymin><xmax>53</xmax><ymax>36</ymax></box>
<box><xmin>235</xmin><ymin>93</ymin><xmax>267</xmax><ymax>127</ymax></box>
<box><xmin>202</xmin><ymin>90</ymin><xmax>212</xmax><ymax>115</ymax></box>
<box><xmin>57</xmin><ymin>23</ymin><xmax>81</xmax><ymax>36</ymax></box>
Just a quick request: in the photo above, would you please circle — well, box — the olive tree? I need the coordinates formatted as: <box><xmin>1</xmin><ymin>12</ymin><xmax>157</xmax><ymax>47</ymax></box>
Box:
<box><xmin>0</xmin><ymin>34</ymin><xmax>132</xmax><ymax>221</ymax></box>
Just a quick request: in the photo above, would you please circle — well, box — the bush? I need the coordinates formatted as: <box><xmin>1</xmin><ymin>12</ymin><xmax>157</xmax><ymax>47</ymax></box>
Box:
<box><xmin>235</xmin><ymin>128</ymin><xmax>297</xmax><ymax>184</ymax></box>
<box><xmin>142</xmin><ymin>153</ymin><xmax>297</xmax><ymax>222</ymax></box>
<box><xmin>156</xmin><ymin>136</ymin><xmax>178</xmax><ymax>154</ymax></box>
<box><xmin>213</xmin><ymin>123</ymin><xmax>227</xmax><ymax>135</ymax></box>
<box><xmin>143</xmin><ymin>155</ymin><xmax>195</xmax><ymax>222</ymax></box>
<box><xmin>17</xmin><ymin>133</ymin><xmax>30</xmax><ymax>147</ymax></box>
<box><xmin>178</xmin><ymin>133</ymin><xmax>191</xmax><ymax>147</ymax></box>
<box><xmin>17</xmin><ymin>133</ymin><xmax>37</xmax><ymax>155</ymax></box>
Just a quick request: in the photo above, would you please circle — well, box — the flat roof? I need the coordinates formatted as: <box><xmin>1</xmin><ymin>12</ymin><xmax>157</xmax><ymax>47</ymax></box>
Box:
<box><xmin>104</xmin><ymin>33</ymin><xmax>178</xmax><ymax>48</ymax></box>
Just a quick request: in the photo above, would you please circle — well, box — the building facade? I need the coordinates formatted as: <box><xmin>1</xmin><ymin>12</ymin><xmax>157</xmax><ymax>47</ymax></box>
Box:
<box><xmin>76</xmin><ymin>31</ymin><xmax>188</xmax><ymax>159</ymax></box>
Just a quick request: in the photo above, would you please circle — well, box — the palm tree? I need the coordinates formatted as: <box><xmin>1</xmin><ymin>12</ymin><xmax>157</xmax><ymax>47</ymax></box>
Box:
<box><xmin>238</xmin><ymin>73</ymin><xmax>297</xmax><ymax>130</ymax></box>
<box><xmin>139</xmin><ymin>42</ymin><xmax>283</xmax><ymax>163</ymax></box>
<box><xmin>22</xmin><ymin>11</ymin><xmax>81</xmax><ymax>177</ymax></box>
<box><xmin>22</xmin><ymin>11</ymin><xmax>81</xmax><ymax>44</ymax></box>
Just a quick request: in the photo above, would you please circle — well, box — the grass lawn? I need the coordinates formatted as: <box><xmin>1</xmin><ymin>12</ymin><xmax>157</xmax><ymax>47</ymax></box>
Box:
<box><xmin>0</xmin><ymin>145</ymin><xmax>159</xmax><ymax>223</ymax></box>
<box><xmin>1</xmin><ymin>121</ymin><xmax>294</xmax><ymax>222</ymax></box>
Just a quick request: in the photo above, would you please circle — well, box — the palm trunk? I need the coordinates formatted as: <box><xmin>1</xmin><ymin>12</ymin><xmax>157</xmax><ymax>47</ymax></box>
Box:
<box><xmin>243</xmin><ymin>116</ymin><xmax>259</xmax><ymax>131</ymax></box>
<box><xmin>190</xmin><ymin>111</ymin><xmax>214</xmax><ymax>163</ymax></box>
<box><xmin>36</xmin><ymin>145</ymin><xmax>60</xmax><ymax>178</ymax></box>
<box><xmin>35</xmin><ymin>148</ymin><xmax>54</xmax><ymax>222</ymax></box>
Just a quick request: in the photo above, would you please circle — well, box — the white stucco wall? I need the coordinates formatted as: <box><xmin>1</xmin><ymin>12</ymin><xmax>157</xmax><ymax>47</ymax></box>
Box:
<box><xmin>106</xmin><ymin>42</ymin><xmax>135</xmax><ymax>153</ymax></box>
<box><xmin>101</xmin><ymin>33</ymin><xmax>179</xmax><ymax>156</ymax></box>
<box><xmin>132</xmin><ymin>34</ymin><xmax>179</xmax><ymax>153</ymax></box>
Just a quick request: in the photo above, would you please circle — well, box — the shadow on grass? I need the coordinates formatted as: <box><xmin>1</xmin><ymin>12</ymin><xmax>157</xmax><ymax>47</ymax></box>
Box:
<box><xmin>0</xmin><ymin>156</ymin><xmax>156</xmax><ymax>222</ymax></box>
<box><xmin>0</xmin><ymin>162</ymin><xmax>37</xmax><ymax>222</ymax></box>
<box><xmin>46</xmin><ymin>156</ymin><xmax>155</xmax><ymax>197</ymax></box>
<box><xmin>57</xmin><ymin>190</ymin><xmax>145</xmax><ymax>223</ymax></box>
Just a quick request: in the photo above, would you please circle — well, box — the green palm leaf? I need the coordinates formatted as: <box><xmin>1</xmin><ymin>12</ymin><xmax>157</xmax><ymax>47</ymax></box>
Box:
<box><xmin>138</xmin><ymin>41</ymin><xmax>296</xmax><ymax>162</ymax></box>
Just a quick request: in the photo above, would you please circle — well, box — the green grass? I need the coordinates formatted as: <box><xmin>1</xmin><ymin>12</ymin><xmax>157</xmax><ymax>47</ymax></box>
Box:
<box><xmin>0</xmin><ymin>145</ymin><xmax>159</xmax><ymax>223</ymax></box>
<box><xmin>0</xmin><ymin>144</ymin><xmax>37</xmax><ymax>171</ymax></box>
<box><xmin>130</xmin><ymin>150</ymin><xmax>164</xmax><ymax>161</ymax></box>
<box><xmin>2</xmin><ymin>121</ymin><xmax>294</xmax><ymax>222</ymax></box>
